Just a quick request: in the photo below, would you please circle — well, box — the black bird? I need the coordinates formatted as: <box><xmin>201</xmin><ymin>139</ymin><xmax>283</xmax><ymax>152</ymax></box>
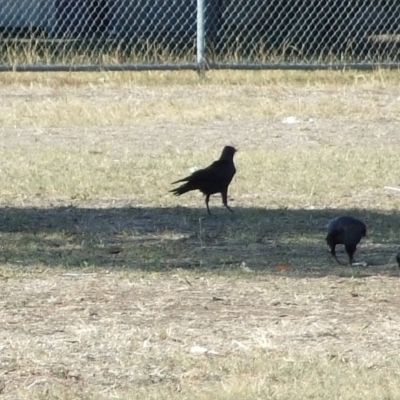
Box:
<box><xmin>326</xmin><ymin>216</ymin><xmax>367</xmax><ymax>265</ymax></box>
<box><xmin>170</xmin><ymin>146</ymin><xmax>237</xmax><ymax>215</ymax></box>
<box><xmin>396</xmin><ymin>252</ymin><xmax>400</xmax><ymax>268</ymax></box>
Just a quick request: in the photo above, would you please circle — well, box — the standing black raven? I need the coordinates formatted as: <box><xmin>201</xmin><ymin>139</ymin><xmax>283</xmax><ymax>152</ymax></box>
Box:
<box><xmin>170</xmin><ymin>146</ymin><xmax>237</xmax><ymax>215</ymax></box>
<box><xmin>326</xmin><ymin>216</ymin><xmax>367</xmax><ymax>265</ymax></box>
<box><xmin>396</xmin><ymin>252</ymin><xmax>400</xmax><ymax>268</ymax></box>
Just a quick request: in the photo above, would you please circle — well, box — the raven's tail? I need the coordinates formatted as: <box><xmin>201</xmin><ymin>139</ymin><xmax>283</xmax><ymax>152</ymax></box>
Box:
<box><xmin>171</xmin><ymin>179</ymin><xmax>184</xmax><ymax>185</ymax></box>
<box><xmin>169</xmin><ymin>182</ymin><xmax>193</xmax><ymax>196</ymax></box>
<box><xmin>171</xmin><ymin>175</ymin><xmax>190</xmax><ymax>185</ymax></box>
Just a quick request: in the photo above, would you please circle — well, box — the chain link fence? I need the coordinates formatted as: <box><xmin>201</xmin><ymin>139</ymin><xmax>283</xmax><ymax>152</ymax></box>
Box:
<box><xmin>0</xmin><ymin>0</ymin><xmax>400</xmax><ymax>71</ymax></box>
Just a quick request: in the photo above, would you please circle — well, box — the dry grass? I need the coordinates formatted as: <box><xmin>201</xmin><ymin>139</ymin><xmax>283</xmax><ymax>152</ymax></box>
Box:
<box><xmin>1</xmin><ymin>70</ymin><xmax>400</xmax><ymax>130</ymax></box>
<box><xmin>0</xmin><ymin>68</ymin><xmax>400</xmax><ymax>88</ymax></box>
<box><xmin>2</xmin><ymin>271</ymin><xmax>400</xmax><ymax>399</ymax></box>
<box><xmin>1</xmin><ymin>70</ymin><xmax>400</xmax><ymax>398</ymax></box>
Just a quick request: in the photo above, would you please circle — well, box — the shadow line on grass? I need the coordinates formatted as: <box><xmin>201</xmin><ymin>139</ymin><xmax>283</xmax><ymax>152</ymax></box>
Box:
<box><xmin>0</xmin><ymin>205</ymin><xmax>399</xmax><ymax>277</ymax></box>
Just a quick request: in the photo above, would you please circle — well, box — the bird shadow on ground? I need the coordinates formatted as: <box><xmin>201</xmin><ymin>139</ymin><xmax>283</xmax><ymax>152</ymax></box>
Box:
<box><xmin>0</xmin><ymin>205</ymin><xmax>399</xmax><ymax>278</ymax></box>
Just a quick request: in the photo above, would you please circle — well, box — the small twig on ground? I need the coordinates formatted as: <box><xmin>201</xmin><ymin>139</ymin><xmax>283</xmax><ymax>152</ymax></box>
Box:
<box><xmin>384</xmin><ymin>186</ymin><xmax>400</xmax><ymax>192</ymax></box>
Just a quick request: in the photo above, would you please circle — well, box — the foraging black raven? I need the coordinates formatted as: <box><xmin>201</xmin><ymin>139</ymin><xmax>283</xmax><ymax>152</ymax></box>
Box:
<box><xmin>396</xmin><ymin>252</ymin><xmax>400</xmax><ymax>268</ymax></box>
<box><xmin>326</xmin><ymin>216</ymin><xmax>367</xmax><ymax>265</ymax></box>
<box><xmin>170</xmin><ymin>146</ymin><xmax>237</xmax><ymax>215</ymax></box>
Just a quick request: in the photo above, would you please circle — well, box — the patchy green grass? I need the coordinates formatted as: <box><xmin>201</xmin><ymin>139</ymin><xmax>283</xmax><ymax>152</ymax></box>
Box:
<box><xmin>0</xmin><ymin>70</ymin><xmax>400</xmax><ymax>398</ymax></box>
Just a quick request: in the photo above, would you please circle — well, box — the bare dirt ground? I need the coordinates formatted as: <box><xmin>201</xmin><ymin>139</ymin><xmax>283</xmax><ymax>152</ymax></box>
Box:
<box><xmin>1</xmin><ymin>72</ymin><xmax>400</xmax><ymax>398</ymax></box>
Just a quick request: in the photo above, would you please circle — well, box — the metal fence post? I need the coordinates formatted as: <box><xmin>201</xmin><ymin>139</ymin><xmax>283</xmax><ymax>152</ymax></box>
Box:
<box><xmin>197</xmin><ymin>0</ymin><xmax>206</xmax><ymax>74</ymax></box>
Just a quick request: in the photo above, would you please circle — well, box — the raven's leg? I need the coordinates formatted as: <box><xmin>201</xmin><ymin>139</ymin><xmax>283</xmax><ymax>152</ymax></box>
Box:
<box><xmin>345</xmin><ymin>244</ymin><xmax>357</xmax><ymax>266</ymax></box>
<box><xmin>205</xmin><ymin>194</ymin><xmax>211</xmax><ymax>216</ymax></box>
<box><xmin>330</xmin><ymin>245</ymin><xmax>344</xmax><ymax>265</ymax></box>
<box><xmin>221</xmin><ymin>189</ymin><xmax>233</xmax><ymax>213</ymax></box>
